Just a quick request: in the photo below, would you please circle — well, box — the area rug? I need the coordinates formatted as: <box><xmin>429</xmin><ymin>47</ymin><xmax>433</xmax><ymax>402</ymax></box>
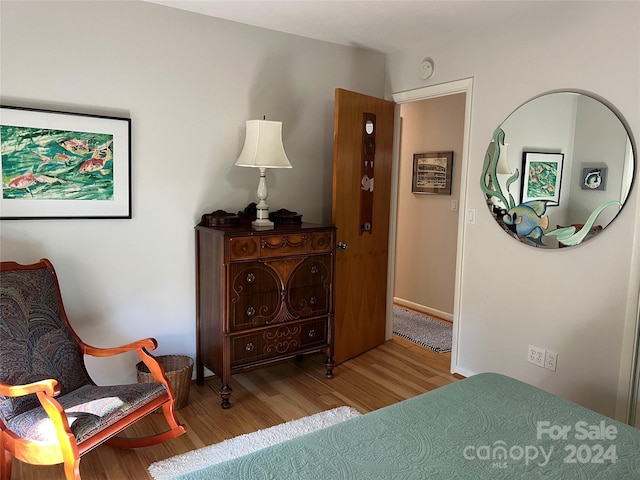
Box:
<box><xmin>392</xmin><ymin>306</ymin><xmax>452</xmax><ymax>353</ymax></box>
<box><xmin>148</xmin><ymin>406</ymin><xmax>361</xmax><ymax>480</ymax></box>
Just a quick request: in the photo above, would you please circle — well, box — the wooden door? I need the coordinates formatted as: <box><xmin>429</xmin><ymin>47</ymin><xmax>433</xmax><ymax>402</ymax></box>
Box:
<box><xmin>332</xmin><ymin>88</ymin><xmax>395</xmax><ymax>364</ymax></box>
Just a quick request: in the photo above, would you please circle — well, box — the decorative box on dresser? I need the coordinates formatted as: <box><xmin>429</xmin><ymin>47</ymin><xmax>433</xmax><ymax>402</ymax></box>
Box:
<box><xmin>195</xmin><ymin>220</ymin><xmax>336</xmax><ymax>408</ymax></box>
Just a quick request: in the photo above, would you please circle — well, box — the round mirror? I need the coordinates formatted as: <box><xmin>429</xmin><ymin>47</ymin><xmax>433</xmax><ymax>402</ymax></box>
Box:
<box><xmin>482</xmin><ymin>91</ymin><xmax>635</xmax><ymax>248</ymax></box>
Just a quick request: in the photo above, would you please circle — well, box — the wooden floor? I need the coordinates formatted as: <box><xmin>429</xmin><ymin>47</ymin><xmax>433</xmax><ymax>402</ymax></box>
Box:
<box><xmin>11</xmin><ymin>336</ymin><xmax>462</xmax><ymax>480</ymax></box>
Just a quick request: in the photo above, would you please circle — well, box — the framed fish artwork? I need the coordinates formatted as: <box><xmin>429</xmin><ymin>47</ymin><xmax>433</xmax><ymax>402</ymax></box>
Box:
<box><xmin>0</xmin><ymin>105</ymin><xmax>131</xmax><ymax>219</ymax></box>
<box><xmin>520</xmin><ymin>151</ymin><xmax>564</xmax><ymax>206</ymax></box>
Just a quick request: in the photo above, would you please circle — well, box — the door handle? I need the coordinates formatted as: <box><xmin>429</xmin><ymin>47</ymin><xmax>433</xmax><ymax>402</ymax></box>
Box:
<box><xmin>337</xmin><ymin>242</ymin><xmax>348</xmax><ymax>250</ymax></box>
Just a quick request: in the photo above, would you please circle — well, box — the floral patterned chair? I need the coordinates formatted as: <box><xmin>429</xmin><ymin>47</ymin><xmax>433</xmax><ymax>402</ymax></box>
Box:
<box><xmin>0</xmin><ymin>259</ymin><xmax>186</xmax><ymax>479</ymax></box>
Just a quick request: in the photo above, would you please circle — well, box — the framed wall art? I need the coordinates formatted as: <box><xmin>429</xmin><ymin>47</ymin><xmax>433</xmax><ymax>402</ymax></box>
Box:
<box><xmin>521</xmin><ymin>151</ymin><xmax>563</xmax><ymax>206</ymax></box>
<box><xmin>1</xmin><ymin>105</ymin><xmax>131</xmax><ymax>219</ymax></box>
<box><xmin>411</xmin><ymin>151</ymin><xmax>453</xmax><ymax>195</ymax></box>
<box><xmin>581</xmin><ymin>165</ymin><xmax>608</xmax><ymax>191</ymax></box>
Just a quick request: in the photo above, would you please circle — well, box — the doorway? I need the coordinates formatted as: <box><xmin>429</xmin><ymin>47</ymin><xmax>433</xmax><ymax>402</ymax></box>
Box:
<box><xmin>388</xmin><ymin>78</ymin><xmax>474</xmax><ymax>374</ymax></box>
<box><xmin>393</xmin><ymin>92</ymin><xmax>465</xmax><ymax>322</ymax></box>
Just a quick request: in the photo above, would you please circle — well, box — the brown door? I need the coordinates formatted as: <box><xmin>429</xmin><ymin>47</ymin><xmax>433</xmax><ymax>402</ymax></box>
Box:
<box><xmin>332</xmin><ymin>88</ymin><xmax>395</xmax><ymax>364</ymax></box>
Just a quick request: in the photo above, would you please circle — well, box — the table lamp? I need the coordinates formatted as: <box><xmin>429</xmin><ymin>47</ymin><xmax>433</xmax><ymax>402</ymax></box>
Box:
<box><xmin>235</xmin><ymin>119</ymin><xmax>292</xmax><ymax>227</ymax></box>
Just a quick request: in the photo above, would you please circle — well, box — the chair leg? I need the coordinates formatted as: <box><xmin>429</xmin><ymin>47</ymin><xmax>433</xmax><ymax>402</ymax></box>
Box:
<box><xmin>1</xmin><ymin>444</ymin><xmax>12</xmax><ymax>480</ymax></box>
<box><xmin>63</xmin><ymin>457</ymin><xmax>81</xmax><ymax>480</ymax></box>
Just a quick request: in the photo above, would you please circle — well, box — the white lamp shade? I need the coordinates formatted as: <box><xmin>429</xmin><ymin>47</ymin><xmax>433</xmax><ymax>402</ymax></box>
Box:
<box><xmin>235</xmin><ymin>120</ymin><xmax>292</xmax><ymax>169</ymax></box>
<box><xmin>496</xmin><ymin>142</ymin><xmax>512</xmax><ymax>175</ymax></box>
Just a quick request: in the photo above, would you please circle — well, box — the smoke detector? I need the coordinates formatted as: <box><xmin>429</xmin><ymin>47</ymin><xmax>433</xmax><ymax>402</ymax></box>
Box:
<box><xmin>419</xmin><ymin>57</ymin><xmax>435</xmax><ymax>80</ymax></box>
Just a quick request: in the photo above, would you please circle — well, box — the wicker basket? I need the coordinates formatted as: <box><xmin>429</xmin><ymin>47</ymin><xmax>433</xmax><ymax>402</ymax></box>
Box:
<box><xmin>136</xmin><ymin>355</ymin><xmax>193</xmax><ymax>410</ymax></box>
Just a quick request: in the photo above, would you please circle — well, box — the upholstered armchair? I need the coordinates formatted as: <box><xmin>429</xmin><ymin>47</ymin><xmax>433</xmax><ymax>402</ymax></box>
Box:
<box><xmin>0</xmin><ymin>259</ymin><xmax>186</xmax><ymax>479</ymax></box>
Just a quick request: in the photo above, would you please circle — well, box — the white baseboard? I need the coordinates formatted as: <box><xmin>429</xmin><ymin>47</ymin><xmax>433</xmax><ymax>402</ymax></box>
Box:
<box><xmin>393</xmin><ymin>297</ymin><xmax>453</xmax><ymax>323</ymax></box>
<box><xmin>451</xmin><ymin>365</ymin><xmax>476</xmax><ymax>378</ymax></box>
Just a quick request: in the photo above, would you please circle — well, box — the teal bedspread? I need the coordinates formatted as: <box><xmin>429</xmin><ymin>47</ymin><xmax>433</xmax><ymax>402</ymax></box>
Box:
<box><xmin>177</xmin><ymin>373</ymin><xmax>640</xmax><ymax>479</ymax></box>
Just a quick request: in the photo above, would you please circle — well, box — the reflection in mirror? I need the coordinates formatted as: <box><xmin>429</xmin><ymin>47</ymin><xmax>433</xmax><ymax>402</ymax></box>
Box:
<box><xmin>481</xmin><ymin>92</ymin><xmax>635</xmax><ymax>248</ymax></box>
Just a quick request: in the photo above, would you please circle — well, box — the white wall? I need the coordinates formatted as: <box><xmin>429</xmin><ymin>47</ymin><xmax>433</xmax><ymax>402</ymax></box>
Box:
<box><xmin>387</xmin><ymin>1</ymin><xmax>639</xmax><ymax>419</ymax></box>
<box><xmin>394</xmin><ymin>94</ymin><xmax>465</xmax><ymax>318</ymax></box>
<box><xmin>0</xmin><ymin>1</ymin><xmax>386</xmax><ymax>384</ymax></box>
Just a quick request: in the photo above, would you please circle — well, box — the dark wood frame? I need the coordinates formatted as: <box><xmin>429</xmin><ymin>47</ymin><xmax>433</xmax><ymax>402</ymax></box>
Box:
<box><xmin>411</xmin><ymin>151</ymin><xmax>453</xmax><ymax>195</ymax></box>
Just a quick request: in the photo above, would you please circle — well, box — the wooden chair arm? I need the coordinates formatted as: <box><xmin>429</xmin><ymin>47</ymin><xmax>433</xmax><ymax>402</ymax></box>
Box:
<box><xmin>83</xmin><ymin>339</ymin><xmax>168</xmax><ymax>385</ymax></box>
<box><xmin>82</xmin><ymin>337</ymin><xmax>158</xmax><ymax>357</ymax></box>
<box><xmin>35</xmin><ymin>389</ymin><xmax>80</xmax><ymax>468</ymax></box>
<box><xmin>137</xmin><ymin>348</ymin><xmax>173</xmax><ymax>385</ymax></box>
<box><xmin>0</xmin><ymin>379</ymin><xmax>60</xmax><ymax>397</ymax></box>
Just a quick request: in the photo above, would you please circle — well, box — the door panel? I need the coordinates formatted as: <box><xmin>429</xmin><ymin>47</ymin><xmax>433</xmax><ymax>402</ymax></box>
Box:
<box><xmin>332</xmin><ymin>88</ymin><xmax>395</xmax><ymax>364</ymax></box>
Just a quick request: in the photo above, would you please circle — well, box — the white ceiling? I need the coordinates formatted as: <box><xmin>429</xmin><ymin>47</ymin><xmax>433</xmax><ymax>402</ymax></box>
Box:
<box><xmin>144</xmin><ymin>0</ymin><xmax>569</xmax><ymax>54</ymax></box>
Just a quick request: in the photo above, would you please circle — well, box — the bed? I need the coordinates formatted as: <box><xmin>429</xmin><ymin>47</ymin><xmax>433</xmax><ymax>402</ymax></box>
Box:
<box><xmin>175</xmin><ymin>373</ymin><xmax>640</xmax><ymax>479</ymax></box>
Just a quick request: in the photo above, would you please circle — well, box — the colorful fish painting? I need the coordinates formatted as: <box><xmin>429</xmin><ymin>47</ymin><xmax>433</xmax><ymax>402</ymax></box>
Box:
<box><xmin>79</xmin><ymin>148</ymin><xmax>112</xmax><ymax>175</ymax></box>
<box><xmin>7</xmin><ymin>172</ymin><xmax>37</xmax><ymax>192</ymax></box>
<box><xmin>1</xmin><ymin>124</ymin><xmax>114</xmax><ymax>201</ymax></box>
<box><xmin>7</xmin><ymin>171</ymin><xmax>64</xmax><ymax>195</ymax></box>
<box><xmin>58</xmin><ymin>138</ymin><xmax>91</xmax><ymax>155</ymax></box>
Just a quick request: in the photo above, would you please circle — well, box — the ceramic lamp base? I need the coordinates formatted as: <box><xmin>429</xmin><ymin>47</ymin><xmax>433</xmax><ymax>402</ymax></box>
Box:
<box><xmin>252</xmin><ymin>217</ymin><xmax>274</xmax><ymax>228</ymax></box>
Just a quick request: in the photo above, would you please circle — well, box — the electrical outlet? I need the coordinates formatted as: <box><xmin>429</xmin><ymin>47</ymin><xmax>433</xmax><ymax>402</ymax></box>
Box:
<box><xmin>545</xmin><ymin>351</ymin><xmax>558</xmax><ymax>372</ymax></box>
<box><xmin>527</xmin><ymin>345</ymin><xmax>546</xmax><ymax>367</ymax></box>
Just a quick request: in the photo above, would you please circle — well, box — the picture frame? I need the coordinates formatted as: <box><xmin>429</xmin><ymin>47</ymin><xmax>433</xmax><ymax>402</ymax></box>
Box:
<box><xmin>1</xmin><ymin>105</ymin><xmax>131</xmax><ymax>219</ymax></box>
<box><xmin>520</xmin><ymin>151</ymin><xmax>563</xmax><ymax>206</ymax></box>
<box><xmin>581</xmin><ymin>165</ymin><xmax>608</xmax><ymax>191</ymax></box>
<box><xmin>411</xmin><ymin>151</ymin><xmax>453</xmax><ymax>195</ymax></box>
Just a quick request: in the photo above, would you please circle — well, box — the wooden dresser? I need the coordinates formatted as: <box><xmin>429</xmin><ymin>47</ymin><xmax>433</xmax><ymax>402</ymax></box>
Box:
<box><xmin>195</xmin><ymin>221</ymin><xmax>336</xmax><ymax>408</ymax></box>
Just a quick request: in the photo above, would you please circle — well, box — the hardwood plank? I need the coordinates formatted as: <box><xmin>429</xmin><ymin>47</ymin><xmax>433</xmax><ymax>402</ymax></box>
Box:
<box><xmin>11</xmin><ymin>337</ymin><xmax>461</xmax><ymax>479</ymax></box>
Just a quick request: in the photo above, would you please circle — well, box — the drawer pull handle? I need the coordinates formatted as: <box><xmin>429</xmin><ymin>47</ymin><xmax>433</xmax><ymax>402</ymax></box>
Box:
<box><xmin>246</xmin><ymin>273</ymin><xmax>256</xmax><ymax>283</ymax></box>
<box><xmin>310</xmin><ymin>265</ymin><xmax>319</xmax><ymax>275</ymax></box>
<box><xmin>308</xmin><ymin>329</ymin><xmax>316</xmax><ymax>338</ymax></box>
<box><xmin>242</xmin><ymin>245</ymin><xmax>249</xmax><ymax>252</ymax></box>
<box><xmin>245</xmin><ymin>342</ymin><xmax>255</xmax><ymax>352</ymax></box>
<box><xmin>246</xmin><ymin>306</ymin><xmax>256</xmax><ymax>317</ymax></box>
<box><xmin>310</xmin><ymin>296</ymin><xmax>318</xmax><ymax>305</ymax></box>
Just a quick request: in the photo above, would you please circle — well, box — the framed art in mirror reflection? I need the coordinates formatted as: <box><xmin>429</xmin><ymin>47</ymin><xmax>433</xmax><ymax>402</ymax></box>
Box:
<box><xmin>521</xmin><ymin>151</ymin><xmax>564</xmax><ymax>205</ymax></box>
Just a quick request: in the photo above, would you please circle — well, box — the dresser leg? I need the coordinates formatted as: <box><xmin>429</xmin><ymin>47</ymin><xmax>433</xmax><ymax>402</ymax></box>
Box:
<box><xmin>196</xmin><ymin>362</ymin><xmax>205</xmax><ymax>386</ymax></box>
<box><xmin>219</xmin><ymin>384</ymin><xmax>232</xmax><ymax>409</ymax></box>
<box><xmin>324</xmin><ymin>357</ymin><xmax>334</xmax><ymax>379</ymax></box>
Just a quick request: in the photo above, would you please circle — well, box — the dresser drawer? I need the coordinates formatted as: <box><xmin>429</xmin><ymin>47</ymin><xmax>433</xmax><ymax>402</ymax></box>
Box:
<box><xmin>230</xmin><ymin>319</ymin><xmax>328</xmax><ymax>366</ymax></box>
<box><xmin>259</xmin><ymin>234</ymin><xmax>309</xmax><ymax>258</ymax></box>
<box><xmin>230</xmin><ymin>262</ymin><xmax>280</xmax><ymax>295</ymax></box>
<box><xmin>299</xmin><ymin>319</ymin><xmax>328</xmax><ymax>348</ymax></box>
<box><xmin>288</xmin><ymin>285</ymin><xmax>330</xmax><ymax>318</ymax></box>
<box><xmin>309</xmin><ymin>232</ymin><xmax>333</xmax><ymax>253</ymax></box>
<box><xmin>229</xmin><ymin>236</ymin><xmax>260</xmax><ymax>260</ymax></box>
<box><xmin>229</xmin><ymin>292</ymin><xmax>280</xmax><ymax>331</ymax></box>
<box><xmin>289</xmin><ymin>255</ymin><xmax>331</xmax><ymax>288</ymax></box>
